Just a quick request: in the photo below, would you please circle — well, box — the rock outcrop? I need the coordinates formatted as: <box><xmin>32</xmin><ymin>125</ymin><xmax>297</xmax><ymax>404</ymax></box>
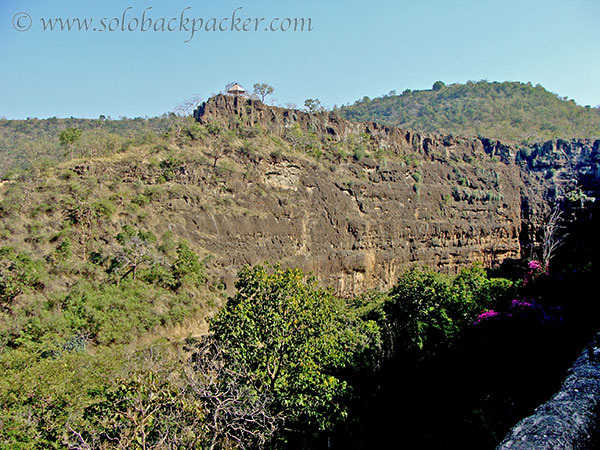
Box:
<box><xmin>497</xmin><ymin>335</ymin><xmax>600</xmax><ymax>450</ymax></box>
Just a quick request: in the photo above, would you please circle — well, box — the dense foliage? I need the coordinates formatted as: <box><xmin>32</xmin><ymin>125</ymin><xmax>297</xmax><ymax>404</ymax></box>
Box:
<box><xmin>211</xmin><ymin>265</ymin><xmax>351</xmax><ymax>432</ymax></box>
<box><xmin>0</xmin><ymin>240</ymin><xmax>595</xmax><ymax>449</ymax></box>
<box><xmin>338</xmin><ymin>80</ymin><xmax>600</xmax><ymax>142</ymax></box>
<box><xmin>384</xmin><ymin>265</ymin><xmax>514</xmax><ymax>356</ymax></box>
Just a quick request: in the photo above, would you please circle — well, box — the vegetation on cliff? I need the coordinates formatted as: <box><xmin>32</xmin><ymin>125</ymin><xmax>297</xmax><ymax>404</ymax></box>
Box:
<box><xmin>338</xmin><ymin>80</ymin><xmax>600</xmax><ymax>142</ymax></box>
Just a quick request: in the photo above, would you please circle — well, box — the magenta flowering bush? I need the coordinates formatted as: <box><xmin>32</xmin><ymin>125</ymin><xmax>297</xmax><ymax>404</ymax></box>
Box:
<box><xmin>474</xmin><ymin>310</ymin><xmax>500</xmax><ymax>323</ymax></box>
<box><xmin>523</xmin><ymin>259</ymin><xmax>548</xmax><ymax>285</ymax></box>
<box><xmin>474</xmin><ymin>298</ymin><xmax>563</xmax><ymax>325</ymax></box>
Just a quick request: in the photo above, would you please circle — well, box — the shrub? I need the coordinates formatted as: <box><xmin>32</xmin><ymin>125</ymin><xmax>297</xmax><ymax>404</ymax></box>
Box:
<box><xmin>0</xmin><ymin>247</ymin><xmax>45</xmax><ymax>311</ymax></box>
<box><xmin>61</xmin><ymin>281</ymin><xmax>182</xmax><ymax>345</ymax></box>
<box><xmin>159</xmin><ymin>157</ymin><xmax>182</xmax><ymax>181</ymax></box>
<box><xmin>353</xmin><ymin>145</ymin><xmax>366</xmax><ymax>161</ymax></box>
<box><xmin>92</xmin><ymin>199</ymin><xmax>116</xmax><ymax>218</ymax></box>
<box><xmin>171</xmin><ymin>241</ymin><xmax>205</xmax><ymax>289</ymax></box>
<box><xmin>131</xmin><ymin>193</ymin><xmax>150</xmax><ymax>207</ymax></box>
<box><xmin>55</xmin><ymin>238</ymin><xmax>72</xmax><ymax>260</ymax></box>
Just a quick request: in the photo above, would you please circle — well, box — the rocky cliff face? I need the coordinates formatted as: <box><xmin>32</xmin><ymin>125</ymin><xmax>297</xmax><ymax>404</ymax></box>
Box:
<box><xmin>188</xmin><ymin>96</ymin><xmax>599</xmax><ymax>295</ymax></box>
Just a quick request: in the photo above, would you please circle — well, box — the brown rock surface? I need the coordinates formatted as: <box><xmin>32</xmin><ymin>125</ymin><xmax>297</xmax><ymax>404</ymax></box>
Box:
<box><xmin>86</xmin><ymin>95</ymin><xmax>596</xmax><ymax>297</ymax></box>
<box><xmin>193</xmin><ymin>96</ymin><xmax>574</xmax><ymax>295</ymax></box>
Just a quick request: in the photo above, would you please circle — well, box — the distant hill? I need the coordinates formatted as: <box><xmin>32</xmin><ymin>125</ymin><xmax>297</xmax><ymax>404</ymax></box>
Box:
<box><xmin>338</xmin><ymin>81</ymin><xmax>600</xmax><ymax>143</ymax></box>
<box><xmin>0</xmin><ymin>116</ymin><xmax>170</xmax><ymax>176</ymax></box>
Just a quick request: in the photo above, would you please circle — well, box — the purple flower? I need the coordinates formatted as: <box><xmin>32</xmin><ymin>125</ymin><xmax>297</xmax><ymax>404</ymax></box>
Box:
<box><xmin>528</xmin><ymin>260</ymin><xmax>543</xmax><ymax>271</ymax></box>
<box><xmin>511</xmin><ymin>299</ymin><xmax>534</xmax><ymax>308</ymax></box>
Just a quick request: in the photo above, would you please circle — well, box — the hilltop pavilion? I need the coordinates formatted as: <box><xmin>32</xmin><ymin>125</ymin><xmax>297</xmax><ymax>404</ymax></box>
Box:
<box><xmin>227</xmin><ymin>83</ymin><xmax>246</xmax><ymax>96</ymax></box>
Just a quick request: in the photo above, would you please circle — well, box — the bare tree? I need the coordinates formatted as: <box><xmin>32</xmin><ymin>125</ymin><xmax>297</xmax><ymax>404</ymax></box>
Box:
<box><xmin>65</xmin><ymin>197</ymin><xmax>96</xmax><ymax>261</ymax></box>
<box><xmin>21</xmin><ymin>140</ymin><xmax>46</xmax><ymax>177</ymax></box>
<box><xmin>541</xmin><ymin>206</ymin><xmax>567</xmax><ymax>269</ymax></box>
<box><xmin>173</xmin><ymin>94</ymin><xmax>204</xmax><ymax>117</ymax></box>
<box><xmin>66</xmin><ymin>338</ymin><xmax>279</xmax><ymax>450</ymax></box>
<box><xmin>67</xmin><ymin>371</ymin><xmax>203</xmax><ymax>450</ymax></box>
<box><xmin>165</xmin><ymin>95</ymin><xmax>204</xmax><ymax>146</ymax></box>
<box><xmin>115</xmin><ymin>236</ymin><xmax>155</xmax><ymax>281</ymax></box>
<box><xmin>185</xmin><ymin>337</ymin><xmax>281</xmax><ymax>450</ymax></box>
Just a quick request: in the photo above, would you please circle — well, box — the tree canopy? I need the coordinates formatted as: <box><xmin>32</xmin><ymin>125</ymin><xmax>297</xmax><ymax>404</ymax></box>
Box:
<box><xmin>210</xmin><ymin>264</ymin><xmax>351</xmax><ymax>432</ymax></box>
<box><xmin>253</xmin><ymin>83</ymin><xmax>275</xmax><ymax>103</ymax></box>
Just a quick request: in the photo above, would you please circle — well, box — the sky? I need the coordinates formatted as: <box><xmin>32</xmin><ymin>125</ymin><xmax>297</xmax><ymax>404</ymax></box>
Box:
<box><xmin>1</xmin><ymin>0</ymin><xmax>599</xmax><ymax>119</ymax></box>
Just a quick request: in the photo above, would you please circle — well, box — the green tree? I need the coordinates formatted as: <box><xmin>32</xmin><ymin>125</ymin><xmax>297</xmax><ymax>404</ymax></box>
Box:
<box><xmin>253</xmin><ymin>83</ymin><xmax>275</xmax><ymax>103</ymax></box>
<box><xmin>58</xmin><ymin>127</ymin><xmax>82</xmax><ymax>158</ymax></box>
<box><xmin>385</xmin><ymin>266</ymin><xmax>456</xmax><ymax>354</ymax></box>
<box><xmin>384</xmin><ymin>265</ymin><xmax>513</xmax><ymax>357</ymax></box>
<box><xmin>210</xmin><ymin>264</ymin><xmax>349</xmax><ymax>432</ymax></box>
<box><xmin>58</xmin><ymin>127</ymin><xmax>82</xmax><ymax>147</ymax></box>
<box><xmin>304</xmin><ymin>99</ymin><xmax>325</xmax><ymax>114</ymax></box>
<box><xmin>432</xmin><ymin>81</ymin><xmax>446</xmax><ymax>91</ymax></box>
<box><xmin>339</xmin><ymin>80</ymin><xmax>600</xmax><ymax>142</ymax></box>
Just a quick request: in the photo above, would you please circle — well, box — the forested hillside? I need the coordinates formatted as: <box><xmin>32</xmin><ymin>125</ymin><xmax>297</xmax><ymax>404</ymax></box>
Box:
<box><xmin>338</xmin><ymin>81</ymin><xmax>600</xmax><ymax>142</ymax></box>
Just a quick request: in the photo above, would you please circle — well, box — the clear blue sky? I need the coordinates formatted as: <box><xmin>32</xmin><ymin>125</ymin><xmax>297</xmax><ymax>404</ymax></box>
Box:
<box><xmin>1</xmin><ymin>0</ymin><xmax>599</xmax><ymax>119</ymax></box>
